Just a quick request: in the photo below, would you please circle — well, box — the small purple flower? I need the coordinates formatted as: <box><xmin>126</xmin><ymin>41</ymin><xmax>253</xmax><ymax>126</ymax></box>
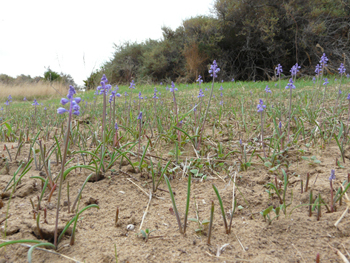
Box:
<box><xmin>219</xmin><ymin>85</ymin><xmax>223</xmax><ymax>91</ymax></box>
<box><xmin>231</xmin><ymin>78</ymin><xmax>235</xmax><ymax>82</ymax></box>
<box><xmin>275</xmin><ymin>64</ymin><xmax>283</xmax><ymax>76</ymax></box>
<box><xmin>312</xmin><ymin>76</ymin><xmax>316</xmax><ymax>84</ymax></box>
<box><xmin>198</xmin><ymin>89</ymin><xmax>204</xmax><ymax>98</ymax></box>
<box><xmin>32</xmin><ymin>99</ymin><xmax>39</xmax><ymax>106</ymax></box>
<box><xmin>196</xmin><ymin>75</ymin><xmax>203</xmax><ymax>84</ymax></box>
<box><xmin>137</xmin><ymin>111</ymin><xmax>142</xmax><ymax>120</ymax></box>
<box><xmin>4</xmin><ymin>100</ymin><xmax>9</xmax><ymax>106</ymax></box>
<box><xmin>347</xmin><ymin>74</ymin><xmax>350</xmax><ymax>78</ymax></box>
<box><xmin>124</xmin><ymin>91</ymin><xmax>128</xmax><ymax>96</ymax></box>
<box><xmin>44</xmin><ymin>107</ymin><xmax>47</xmax><ymax>111</ymax></box>
<box><xmin>239</xmin><ymin>139</ymin><xmax>242</xmax><ymax>145</ymax></box>
<box><xmin>323</xmin><ymin>78</ymin><xmax>329</xmax><ymax>86</ymax></box>
<box><xmin>339</xmin><ymin>90</ymin><xmax>342</xmax><ymax>95</ymax></box>
<box><xmin>257</xmin><ymin>99</ymin><xmax>266</xmax><ymax>113</ymax></box>
<box><xmin>115</xmin><ymin>123</ymin><xmax>119</xmax><ymax>130</ymax></box>
<box><xmin>153</xmin><ymin>91</ymin><xmax>158</xmax><ymax>99</ymax></box>
<box><xmin>209</xmin><ymin>60</ymin><xmax>220</xmax><ymax>78</ymax></box>
<box><xmin>285</xmin><ymin>78</ymin><xmax>296</xmax><ymax>89</ymax></box>
<box><xmin>279</xmin><ymin>121</ymin><xmax>282</xmax><ymax>130</ymax></box>
<box><xmin>347</xmin><ymin>93</ymin><xmax>350</xmax><ymax>100</ymax></box>
<box><xmin>329</xmin><ymin>169</ymin><xmax>335</xmax><ymax>181</ymax></box>
<box><xmin>160</xmin><ymin>82</ymin><xmax>163</xmax><ymax>85</ymax></box>
<box><xmin>7</xmin><ymin>95</ymin><xmax>12</xmax><ymax>102</ymax></box>
<box><xmin>57</xmin><ymin>85</ymin><xmax>81</xmax><ymax>116</ymax></box>
<box><xmin>138</xmin><ymin>91</ymin><xmax>143</xmax><ymax>99</ymax></box>
<box><xmin>101</xmin><ymin>74</ymin><xmax>108</xmax><ymax>83</ymax></box>
<box><xmin>170</xmin><ymin>81</ymin><xmax>178</xmax><ymax>92</ymax></box>
<box><xmin>61</xmin><ymin>98</ymin><xmax>69</xmax><ymax>105</ymax></box>
<box><xmin>315</xmin><ymin>64</ymin><xmax>321</xmax><ymax>75</ymax></box>
<box><xmin>57</xmin><ymin>107</ymin><xmax>68</xmax><ymax>114</ymax></box>
<box><xmin>338</xmin><ymin>63</ymin><xmax>346</xmax><ymax>75</ymax></box>
<box><xmin>219</xmin><ymin>100</ymin><xmax>223</xmax><ymax>105</ymax></box>
<box><xmin>220</xmin><ymin>92</ymin><xmax>223</xmax><ymax>97</ymax></box>
<box><xmin>129</xmin><ymin>80</ymin><xmax>136</xmax><ymax>89</ymax></box>
<box><xmin>23</xmin><ymin>97</ymin><xmax>27</xmax><ymax>101</ymax></box>
<box><xmin>265</xmin><ymin>85</ymin><xmax>271</xmax><ymax>93</ymax></box>
<box><xmin>320</xmin><ymin>53</ymin><xmax>328</xmax><ymax>67</ymax></box>
<box><xmin>290</xmin><ymin>63</ymin><xmax>301</xmax><ymax>76</ymax></box>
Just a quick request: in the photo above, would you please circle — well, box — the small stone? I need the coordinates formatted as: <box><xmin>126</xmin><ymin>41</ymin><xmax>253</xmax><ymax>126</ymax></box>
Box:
<box><xmin>127</xmin><ymin>224</ymin><xmax>135</xmax><ymax>231</ymax></box>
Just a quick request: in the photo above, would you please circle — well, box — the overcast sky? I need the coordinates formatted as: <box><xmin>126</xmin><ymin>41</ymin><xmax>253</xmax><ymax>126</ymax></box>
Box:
<box><xmin>0</xmin><ymin>0</ymin><xmax>214</xmax><ymax>86</ymax></box>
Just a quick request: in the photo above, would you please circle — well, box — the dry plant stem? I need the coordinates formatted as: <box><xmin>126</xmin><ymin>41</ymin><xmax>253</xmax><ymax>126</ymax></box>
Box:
<box><xmin>115</xmin><ymin>207</ymin><xmax>119</xmax><ymax>226</ymax></box>
<box><xmin>328</xmin><ymin>244</ymin><xmax>350</xmax><ymax>263</ymax></box>
<box><xmin>139</xmin><ymin>191</ymin><xmax>152</xmax><ymax>230</ymax></box>
<box><xmin>292</xmin><ymin>243</ymin><xmax>306</xmax><ymax>263</ymax></box>
<box><xmin>54</xmin><ymin>112</ymin><xmax>72</xmax><ymax>248</ymax></box>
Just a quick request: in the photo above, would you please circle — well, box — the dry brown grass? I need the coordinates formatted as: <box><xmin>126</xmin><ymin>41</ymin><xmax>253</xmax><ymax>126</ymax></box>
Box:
<box><xmin>0</xmin><ymin>81</ymin><xmax>68</xmax><ymax>101</ymax></box>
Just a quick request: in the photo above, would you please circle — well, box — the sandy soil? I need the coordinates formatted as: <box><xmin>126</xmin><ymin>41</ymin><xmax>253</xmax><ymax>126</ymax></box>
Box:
<box><xmin>0</xmin><ymin>134</ymin><xmax>349</xmax><ymax>263</ymax></box>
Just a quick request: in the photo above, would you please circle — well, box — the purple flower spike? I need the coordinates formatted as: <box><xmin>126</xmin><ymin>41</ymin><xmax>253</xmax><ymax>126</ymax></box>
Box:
<box><xmin>196</xmin><ymin>75</ymin><xmax>203</xmax><ymax>84</ymax></box>
<box><xmin>275</xmin><ymin>64</ymin><xmax>283</xmax><ymax>76</ymax></box>
<box><xmin>329</xmin><ymin>169</ymin><xmax>336</xmax><ymax>181</ymax></box>
<box><xmin>57</xmin><ymin>86</ymin><xmax>80</xmax><ymax>116</ymax></box>
<box><xmin>285</xmin><ymin>78</ymin><xmax>296</xmax><ymax>89</ymax></box>
<box><xmin>347</xmin><ymin>93</ymin><xmax>350</xmax><ymax>100</ymax></box>
<box><xmin>338</xmin><ymin>63</ymin><xmax>346</xmax><ymax>75</ymax></box>
<box><xmin>323</xmin><ymin>78</ymin><xmax>329</xmax><ymax>86</ymax></box>
<box><xmin>129</xmin><ymin>80</ymin><xmax>135</xmax><ymax>89</ymax></box>
<box><xmin>290</xmin><ymin>63</ymin><xmax>301</xmax><ymax>76</ymax></box>
<box><xmin>279</xmin><ymin>121</ymin><xmax>282</xmax><ymax>129</ymax></box>
<box><xmin>138</xmin><ymin>91</ymin><xmax>143</xmax><ymax>99</ymax></box>
<box><xmin>315</xmin><ymin>64</ymin><xmax>321</xmax><ymax>75</ymax></box>
<box><xmin>67</xmin><ymin>85</ymin><xmax>76</xmax><ymax>99</ymax></box>
<box><xmin>170</xmin><ymin>81</ymin><xmax>178</xmax><ymax>92</ymax></box>
<box><xmin>23</xmin><ymin>97</ymin><xmax>27</xmax><ymax>101</ymax></box>
<box><xmin>265</xmin><ymin>85</ymin><xmax>271</xmax><ymax>93</ymax></box>
<box><xmin>101</xmin><ymin>74</ymin><xmax>108</xmax><ymax>83</ymax></box>
<box><xmin>137</xmin><ymin>111</ymin><xmax>143</xmax><ymax>120</ymax></box>
<box><xmin>115</xmin><ymin>123</ymin><xmax>119</xmax><ymax>130</ymax></box>
<box><xmin>231</xmin><ymin>78</ymin><xmax>235</xmax><ymax>82</ymax></box>
<box><xmin>209</xmin><ymin>60</ymin><xmax>220</xmax><ymax>78</ymax></box>
<box><xmin>257</xmin><ymin>99</ymin><xmax>266</xmax><ymax>113</ymax></box>
<box><xmin>219</xmin><ymin>85</ymin><xmax>223</xmax><ymax>91</ymax></box>
<box><xmin>32</xmin><ymin>99</ymin><xmax>39</xmax><ymax>106</ymax></box>
<box><xmin>320</xmin><ymin>53</ymin><xmax>328</xmax><ymax>67</ymax></box>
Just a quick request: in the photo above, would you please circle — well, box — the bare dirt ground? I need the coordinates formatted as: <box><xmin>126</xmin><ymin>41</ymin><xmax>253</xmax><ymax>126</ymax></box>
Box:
<box><xmin>0</xmin><ymin>135</ymin><xmax>350</xmax><ymax>263</ymax></box>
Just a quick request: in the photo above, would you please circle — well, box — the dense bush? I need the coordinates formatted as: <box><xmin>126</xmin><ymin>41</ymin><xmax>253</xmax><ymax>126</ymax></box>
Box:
<box><xmin>85</xmin><ymin>0</ymin><xmax>350</xmax><ymax>89</ymax></box>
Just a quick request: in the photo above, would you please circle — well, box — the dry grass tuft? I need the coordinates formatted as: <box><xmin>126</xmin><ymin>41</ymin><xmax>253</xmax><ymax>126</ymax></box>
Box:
<box><xmin>0</xmin><ymin>81</ymin><xmax>68</xmax><ymax>101</ymax></box>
